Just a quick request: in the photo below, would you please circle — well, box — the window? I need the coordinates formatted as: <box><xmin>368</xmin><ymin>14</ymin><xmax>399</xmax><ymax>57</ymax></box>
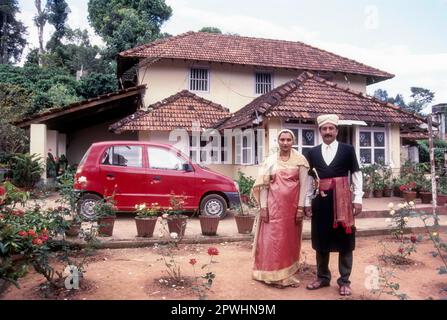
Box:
<box><xmin>235</xmin><ymin>130</ymin><xmax>255</xmax><ymax>165</ymax></box>
<box><xmin>255</xmin><ymin>72</ymin><xmax>272</xmax><ymax>94</ymax></box>
<box><xmin>285</xmin><ymin>126</ymin><xmax>317</xmax><ymax>158</ymax></box>
<box><xmin>359</xmin><ymin>129</ymin><xmax>386</xmax><ymax>164</ymax></box>
<box><xmin>101</xmin><ymin>146</ymin><xmax>142</xmax><ymax>167</ymax></box>
<box><xmin>189</xmin><ymin>68</ymin><xmax>209</xmax><ymax>92</ymax></box>
<box><xmin>148</xmin><ymin>147</ymin><xmax>187</xmax><ymax>170</ymax></box>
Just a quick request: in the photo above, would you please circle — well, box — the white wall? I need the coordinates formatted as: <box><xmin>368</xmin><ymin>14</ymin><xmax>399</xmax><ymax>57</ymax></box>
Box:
<box><xmin>139</xmin><ymin>59</ymin><xmax>368</xmax><ymax>113</ymax></box>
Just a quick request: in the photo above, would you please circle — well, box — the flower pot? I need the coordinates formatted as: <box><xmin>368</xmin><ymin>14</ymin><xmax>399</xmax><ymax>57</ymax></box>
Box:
<box><xmin>419</xmin><ymin>192</ymin><xmax>432</xmax><ymax>204</ymax></box>
<box><xmin>393</xmin><ymin>186</ymin><xmax>402</xmax><ymax>198</ymax></box>
<box><xmin>383</xmin><ymin>188</ymin><xmax>392</xmax><ymax>197</ymax></box>
<box><xmin>98</xmin><ymin>216</ymin><xmax>116</xmax><ymax>237</ymax></box>
<box><xmin>135</xmin><ymin>216</ymin><xmax>157</xmax><ymax>238</ymax></box>
<box><xmin>363</xmin><ymin>191</ymin><xmax>371</xmax><ymax>199</ymax></box>
<box><xmin>403</xmin><ymin>191</ymin><xmax>417</xmax><ymax>202</ymax></box>
<box><xmin>65</xmin><ymin>221</ymin><xmax>81</xmax><ymax>237</ymax></box>
<box><xmin>234</xmin><ymin>214</ymin><xmax>255</xmax><ymax>234</ymax></box>
<box><xmin>437</xmin><ymin>194</ymin><xmax>447</xmax><ymax>206</ymax></box>
<box><xmin>199</xmin><ymin>215</ymin><xmax>220</xmax><ymax>236</ymax></box>
<box><xmin>166</xmin><ymin>214</ymin><xmax>188</xmax><ymax>237</ymax></box>
<box><xmin>373</xmin><ymin>189</ymin><xmax>383</xmax><ymax>198</ymax></box>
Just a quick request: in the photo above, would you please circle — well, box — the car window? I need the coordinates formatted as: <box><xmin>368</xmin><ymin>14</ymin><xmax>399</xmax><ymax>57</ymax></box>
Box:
<box><xmin>148</xmin><ymin>147</ymin><xmax>187</xmax><ymax>170</ymax></box>
<box><xmin>101</xmin><ymin>146</ymin><xmax>143</xmax><ymax>168</ymax></box>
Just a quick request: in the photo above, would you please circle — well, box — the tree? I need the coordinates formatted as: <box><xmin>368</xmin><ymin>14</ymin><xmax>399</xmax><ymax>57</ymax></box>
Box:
<box><xmin>33</xmin><ymin>0</ymin><xmax>49</xmax><ymax>66</ymax></box>
<box><xmin>0</xmin><ymin>0</ymin><xmax>27</xmax><ymax>64</ymax></box>
<box><xmin>88</xmin><ymin>0</ymin><xmax>172</xmax><ymax>60</ymax></box>
<box><xmin>46</xmin><ymin>0</ymin><xmax>70</xmax><ymax>53</ymax></box>
<box><xmin>76</xmin><ymin>72</ymin><xmax>117</xmax><ymax>99</ymax></box>
<box><xmin>0</xmin><ymin>83</ymin><xmax>33</xmax><ymax>121</ymax></box>
<box><xmin>389</xmin><ymin>94</ymin><xmax>407</xmax><ymax>109</ymax></box>
<box><xmin>373</xmin><ymin>89</ymin><xmax>389</xmax><ymax>102</ymax></box>
<box><xmin>406</xmin><ymin>87</ymin><xmax>435</xmax><ymax>115</ymax></box>
<box><xmin>198</xmin><ymin>27</ymin><xmax>222</xmax><ymax>34</ymax></box>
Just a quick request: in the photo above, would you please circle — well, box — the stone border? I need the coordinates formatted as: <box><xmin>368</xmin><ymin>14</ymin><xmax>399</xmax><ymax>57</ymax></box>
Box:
<box><xmin>66</xmin><ymin>225</ymin><xmax>447</xmax><ymax>249</ymax></box>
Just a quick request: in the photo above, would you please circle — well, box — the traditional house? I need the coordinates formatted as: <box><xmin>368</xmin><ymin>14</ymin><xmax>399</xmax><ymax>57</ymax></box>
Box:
<box><xmin>16</xmin><ymin>31</ymin><xmax>425</xmax><ymax>179</ymax></box>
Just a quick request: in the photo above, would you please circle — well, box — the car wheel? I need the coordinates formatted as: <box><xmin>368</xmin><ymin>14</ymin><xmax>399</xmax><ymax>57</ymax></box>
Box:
<box><xmin>200</xmin><ymin>194</ymin><xmax>227</xmax><ymax>219</ymax></box>
<box><xmin>78</xmin><ymin>193</ymin><xmax>102</xmax><ymax>220</ymax></box>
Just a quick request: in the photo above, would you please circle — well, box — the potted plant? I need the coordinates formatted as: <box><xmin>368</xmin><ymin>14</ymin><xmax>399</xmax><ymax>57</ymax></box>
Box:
<box><xmin>400</xmin><ymin>181</ymin><xmax>417</xmax><ymax>202</ymax></box>
<box><xmin>418</xmin><ymin>178</ymin><xmax>432</xmax><ymax>204</ymax></box>
<box><xmin>164</xmin><ymin>193</ymin><xmax>188</xmax><ymax>237</ymax></box>
<box><xmin>392</xmin><ymin>178</ymin><xmax>403</xmax><ymax>197</ymax></box>
<box><xmin>93</xmin><ymin>195</ymin><xmax>117</xmax><ymax>237</ymax></box>
<box><xmin>437</xmin><ymin>176</ymin><xmax>447</xmax><ymax>206</ymax></box>
<box><xmin>134</xmin><ymin>203</ymin><xmax>159</xmax><ymax>237</ymax></box>
<box><xmin>382</xmin><ymin>166</ymin><xmax>393</xmax><ymax>197</ymax></box>
<box><xmin>198</xmin><ymin>212</ymin><xmax>220</xmax><ymax>236</ymax></box>
<box><xmin>361</xmin><ymin>165</ymin><xmax>374</xmax><ymax>198</ymax></box>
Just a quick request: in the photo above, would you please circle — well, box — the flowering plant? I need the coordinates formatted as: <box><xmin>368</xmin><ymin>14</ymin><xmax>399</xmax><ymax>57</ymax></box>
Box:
<box><xmin>399</xmin><ymin>181</ymin><xmax>417</xmax><ymax>192</ymax></box>
<box><xmin>165</xmin><ymin>193</ymin><xmax>187</xmax><ymax>216</ymax></box>
<box><xmin>189</xmin><ymin>247</ymin><xmax>219</xmax><ymax>300</ymax></box>
<box><xmin>92</xmin><ymin>195</ymin><xmax>117</xmax><ymax>219</ymax></box>
<box><xmin>135</xmin><ymin>202</ymin><xmax>160</xmax><ymax>218</ymax></box>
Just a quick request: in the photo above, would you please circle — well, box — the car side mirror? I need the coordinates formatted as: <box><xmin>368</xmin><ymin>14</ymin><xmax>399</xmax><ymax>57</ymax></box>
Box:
<box><xmin>182</xmin><ymin>163</ymin><xmax>193</xmax><ymax>172</ymax></box>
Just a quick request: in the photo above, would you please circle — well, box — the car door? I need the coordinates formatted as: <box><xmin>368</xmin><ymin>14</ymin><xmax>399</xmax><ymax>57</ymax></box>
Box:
<box><xmin>99</xmin><ymin>144</ymin><xmax>148</xmax><ymax>211</ymax></box>
<box><xmin>146</xmin><ymin>146</ymin><xmax>198</xmax><ymax>209</ymax></box>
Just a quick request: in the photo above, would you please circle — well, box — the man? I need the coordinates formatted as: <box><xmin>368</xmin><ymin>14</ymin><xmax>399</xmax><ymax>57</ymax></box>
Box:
<box><xmin>304</xmin><ymin>114</ymin><xmax>363</xmax><ymax>296</ymax></box>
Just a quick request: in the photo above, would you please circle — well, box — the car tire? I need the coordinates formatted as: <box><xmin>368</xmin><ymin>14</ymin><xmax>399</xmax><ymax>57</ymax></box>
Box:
<box><xmin>200</xmin><ymin>194</ymin><xmax>227</xmax><ymax>219</ymax></box>
<box><xmin>78</xmin><ymin>193</ymin><xmax>102</xmax><ymax>220</ymax></box>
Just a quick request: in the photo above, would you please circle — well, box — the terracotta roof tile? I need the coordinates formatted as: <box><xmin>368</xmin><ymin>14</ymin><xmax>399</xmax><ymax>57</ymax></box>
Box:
<box><xmin>119</xmin><ymin>32</ymin><xmax>393</xmax><ymax>84</ymax></box>
<box><xmin>110</xmin><ymin>90</ymin><xmax>230</xmax><ymax>133</ymax></box>
<box><xmin>216</xmin><ymin>72</ymin><xmax>425</xmax><ymax>130</ymax></box>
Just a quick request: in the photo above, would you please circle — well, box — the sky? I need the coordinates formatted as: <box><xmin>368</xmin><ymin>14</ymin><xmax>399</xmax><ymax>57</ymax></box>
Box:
<box><xmin>17</xmin><ymin>0</ymin><xmax>447</xmax><ymax>113</ymax></box>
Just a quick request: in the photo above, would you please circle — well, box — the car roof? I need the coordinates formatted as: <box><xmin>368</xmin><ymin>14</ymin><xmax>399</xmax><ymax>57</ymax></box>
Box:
<box><xmin>91</xmin><ymin>141</ymin><xmax>174</xmax><ymax>148</ymax></box>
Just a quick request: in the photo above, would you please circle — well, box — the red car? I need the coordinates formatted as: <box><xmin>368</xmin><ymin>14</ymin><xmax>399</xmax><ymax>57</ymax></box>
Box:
<box><xmin>73</xmin><ymin>141</ymin><xmax>241</xmax><ymax>219</ymax></box>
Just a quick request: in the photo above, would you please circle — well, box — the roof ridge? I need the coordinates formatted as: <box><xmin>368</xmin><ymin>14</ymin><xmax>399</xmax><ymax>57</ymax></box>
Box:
<box><xmin>118</xmin><ymin>32</ymin><xmax>194</xmax><ymax>57</ymax></box>
<box><xmin>305</xmin><ymin>74</ymin><xmax>426</xmax><ymax>122</ymax></box>
<box><xmin>148</xmin><ymin>90</ymin><xmax>230</xmax><ymax>113</ymax></box>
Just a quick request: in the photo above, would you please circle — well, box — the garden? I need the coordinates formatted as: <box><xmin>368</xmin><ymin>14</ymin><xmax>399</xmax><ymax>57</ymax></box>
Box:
<box><xmin>0</xmin><ymin>150</ymin><xmax>446</xmax><ymax>300</ymax></box>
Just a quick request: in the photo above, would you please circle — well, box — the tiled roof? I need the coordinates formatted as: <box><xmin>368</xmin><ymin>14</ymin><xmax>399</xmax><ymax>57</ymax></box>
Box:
<box><xmin>216</xmin><ymin>72</ymin><xmax>425</xmax><ymax>130</ymax></box>
<box><xmin>110</xmin><ymin>90</ymin><xmax>230</xmax><ymax>133</ymax></box>
<box><xmin>119</xmin><ymin>32</ymin><xmax>393</xmax><ymax>84</ymax></box>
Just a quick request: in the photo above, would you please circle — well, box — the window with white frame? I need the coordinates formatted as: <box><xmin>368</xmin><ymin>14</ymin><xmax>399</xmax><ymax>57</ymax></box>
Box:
<box><xmin>235</xmin><ymin>130</ymin><xmax>255</xmax><ymax>165</ymax></box>
<box><xmin>359</xmin><ymin>129</ymin><xmax>386</xmax><ymax>164</ymax></box>
<box><xmin>285</xmin><ymin>126</ymin><xmax>317</xmax><ymax>158</ymax></box>
<box><xmin>255</xmin><ymin>72</ymin><xmax>272</xmax><ymax>94</ymax></box>
<box><xmin>189</xmin><ymin>68</ymin><xmax>209</xmax><ymax>92</ymax></box>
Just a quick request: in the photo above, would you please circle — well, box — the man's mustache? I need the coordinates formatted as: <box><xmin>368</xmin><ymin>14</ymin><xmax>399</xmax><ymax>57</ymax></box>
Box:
<box><xmin>324</xmin><ymin>134</ymin><xmax>333</xmax><ymax>138</ymax></box>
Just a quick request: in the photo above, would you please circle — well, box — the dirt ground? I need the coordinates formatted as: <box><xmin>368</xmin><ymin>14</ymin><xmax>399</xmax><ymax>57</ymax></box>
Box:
<box><xmin>1</xmin><ymin>235</ymin><xmax>446</xmax><ymax>300</ymax></box>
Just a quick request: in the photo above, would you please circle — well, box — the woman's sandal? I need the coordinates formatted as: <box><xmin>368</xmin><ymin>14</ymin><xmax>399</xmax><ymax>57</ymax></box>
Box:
<box><xmin>306</xmin><ymin>279</ymin><xmax>330</xmax><ymax>290</ymax></box>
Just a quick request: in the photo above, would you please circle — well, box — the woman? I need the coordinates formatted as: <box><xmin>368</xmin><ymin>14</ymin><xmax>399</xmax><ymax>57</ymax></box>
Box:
<box><xmin>251</xmin><ymin>129</ymin><xmax>309</xmax><ymax>288</ymax></box>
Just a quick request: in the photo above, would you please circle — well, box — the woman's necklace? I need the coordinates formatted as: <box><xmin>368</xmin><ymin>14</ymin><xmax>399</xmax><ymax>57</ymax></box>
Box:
<box><xmin>279</xmin><ymin>152</ymin><xmax>291</xmax><ymax>162</ymax></box>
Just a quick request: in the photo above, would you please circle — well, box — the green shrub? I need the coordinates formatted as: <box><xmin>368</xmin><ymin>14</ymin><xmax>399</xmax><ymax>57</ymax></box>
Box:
<box><xmin>235</xmin><ymin>171</ymin><xmax>255</xmax><ymax>196</ymax></box>
<box><xmin>9</xmin><ymin>153</ymin><xmax>43</xmax><ymax>189</ymax></box>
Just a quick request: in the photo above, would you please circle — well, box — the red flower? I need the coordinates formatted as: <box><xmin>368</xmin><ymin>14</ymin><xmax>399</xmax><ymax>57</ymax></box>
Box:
<box><xmin>18</xmin><ymin>230</ymin><xmax>28</xmax><ymax>237</ymax></box>
<box><xmin>398</xmin><ymin>248</ymin><xmax>404</xmax><ymax>254</ymax></box>
<box><xmin>41</xmin><ymin>228</ymin><xmax>49</xmax><ymax>235</ymax></box>
<box><xmin>410</xmin><ymin>235</ymin><xmax>417</xmax><ymax>243</ymax></box>
<box><xmin>32</xmin><ymin>238</ymin><xmax>43</xmax><ymax>246</ymax></box>
<box><xmin>39</xmin><ymin>235</ymin><xmax>49</xmax><ymax>242</ymax></box>
<box><xmin>207</xmin><ymin>247</ymin><xmax>219</xmax><ymax>256</ymax></box>
<box><xmin>189</xmin><ymin>258</ymin><xmax>197</xmax><ymax>266</ymax></box>
<box><xmin>12</xmin><ymin>209</ymin><xmax>25</xmax><ymax>217</ymax></box>
<box><xmin>0</xmin><ymin>186</ymin><xmax>5</xmax><ymax>197</ymax></box>
<box><xmin>28</xmin><ymin>229</ymin><xmax>37</xmax><ymax>237</ymax></box>
<box><xmin>0</xmin><ymin>214</ymin><xmax>4</xmax><ymax>219</ymax></box>
<box><xmin>399</xmin><ymin>185</ymin><xmax>406</xmax><ymax>192</ymax></box>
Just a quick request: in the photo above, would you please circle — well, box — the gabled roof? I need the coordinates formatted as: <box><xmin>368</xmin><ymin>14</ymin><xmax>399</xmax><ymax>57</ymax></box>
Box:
<box><xmin>118</xmin><ymin>32</ymin><xmax>393</xmax><ymax>85</ymax></box>
<box><xmin>216</xmin><ymin>72</ymin><xmax>425</xmax><ymax>130</ymax></box>
<box><xmin>110</xmin><ymin>90</ymin><xmax>230</xmax><ymax>133</ymax></box>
